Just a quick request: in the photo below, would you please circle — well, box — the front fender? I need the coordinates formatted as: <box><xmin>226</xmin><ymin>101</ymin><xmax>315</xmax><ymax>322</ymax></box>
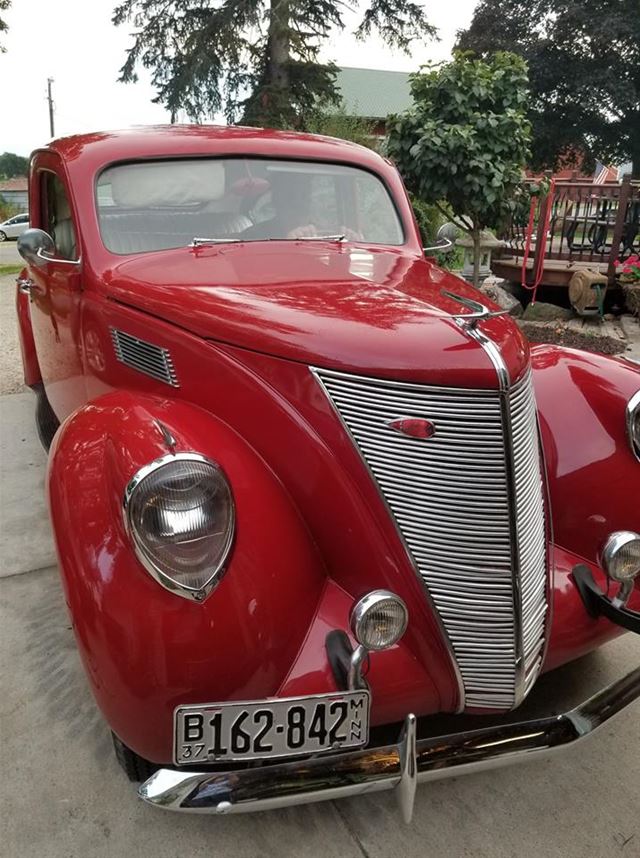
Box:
<box><xmin>48</xmin><ymin>391</ymin><xmax>326</xmax><ymax>762</ymax></box>
<box><xmin>531</xmin><ymin>345</ymin><xmax>640</xmax><ymax>563</ymax></box>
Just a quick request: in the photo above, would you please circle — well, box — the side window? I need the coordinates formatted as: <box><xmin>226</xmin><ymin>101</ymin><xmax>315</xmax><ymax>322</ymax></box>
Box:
<box><xmin>41</xmin><ymin>171</ymin><xmax>78</xmax><ymax>260</ymax></box>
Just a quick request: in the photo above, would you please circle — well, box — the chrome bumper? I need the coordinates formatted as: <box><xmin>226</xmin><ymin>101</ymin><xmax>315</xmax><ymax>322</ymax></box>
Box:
<box><xmin>139</xmin><ymin>666</ymin><xmax>640</xmax><ymax>822</ymax></box>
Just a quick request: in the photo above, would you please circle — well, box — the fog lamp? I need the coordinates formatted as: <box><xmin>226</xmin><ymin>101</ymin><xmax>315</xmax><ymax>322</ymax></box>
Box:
<box><xmin>351</xmin><ymin>590</ymin><xmax>408</xmax><ymax>651</ymax></box>
<box><xmin>124</xmin><ymin>453</ymin><xmax>234</xmax><ymax>601</ymax></box>
<box><xmin>601</xmin><ymin>531</ymin><xmax>640</xmax><ymax>583</ymax></box>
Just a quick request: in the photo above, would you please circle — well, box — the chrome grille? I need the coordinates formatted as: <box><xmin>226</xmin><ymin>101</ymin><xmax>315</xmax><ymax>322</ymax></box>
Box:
<box><xmin>313</xmin><ymin>367</ymin><xmax>547</xmax><ymax>710</ymax></box>
<box><xmin>110</xmin><ymin>328</ymin><xmax>179</xmax><ymax>387</ymax></box>
<box><xmin>510</xmin><ymin>374</ymin><xmax>548</xmax><ymax>697</ymax></box>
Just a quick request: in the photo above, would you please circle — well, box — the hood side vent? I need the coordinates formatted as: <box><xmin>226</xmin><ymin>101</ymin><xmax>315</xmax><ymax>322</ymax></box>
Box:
<box><xmin>110</xmin><ymin>328</ymin><xmax>179</xmax><ymax>387</ymax></box>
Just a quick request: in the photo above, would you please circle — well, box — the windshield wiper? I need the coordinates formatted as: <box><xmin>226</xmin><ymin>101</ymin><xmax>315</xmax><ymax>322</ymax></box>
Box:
<box><xmin>190</xmin><ymin>237</ymin><xmax>241</xmax><ymax>247</ymax></box>
<box><xmin>296</xmin><ymin>234</ymin><xmax>346</xmax><ymax>242</ymax></box>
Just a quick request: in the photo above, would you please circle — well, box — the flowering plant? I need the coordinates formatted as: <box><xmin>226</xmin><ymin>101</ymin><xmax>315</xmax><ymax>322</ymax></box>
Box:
<box><xmin>614</xmin><ymin>254</ymin><xmax>640</xmax><ymax>282</ymax></box>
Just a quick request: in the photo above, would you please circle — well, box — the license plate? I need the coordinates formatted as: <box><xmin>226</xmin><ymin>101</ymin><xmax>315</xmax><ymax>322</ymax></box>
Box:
<box><xmin>174</xmin><ymin>690</ymin><xmax>370</xmax><ymax>765</ymax></box>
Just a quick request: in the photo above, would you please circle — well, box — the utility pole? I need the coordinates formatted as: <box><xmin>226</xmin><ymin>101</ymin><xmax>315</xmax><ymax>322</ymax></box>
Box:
<box><xmin>47</xmin><ymin>78</ymin><xmax>55</xmax><ymax>138</ymax></box>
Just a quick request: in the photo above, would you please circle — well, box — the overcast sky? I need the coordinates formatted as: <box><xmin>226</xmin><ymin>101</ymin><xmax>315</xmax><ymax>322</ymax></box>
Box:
<box><xmin>0</xmin><ymin>1</ymin><xmax>477</xmax><ymax>157</ymax></box>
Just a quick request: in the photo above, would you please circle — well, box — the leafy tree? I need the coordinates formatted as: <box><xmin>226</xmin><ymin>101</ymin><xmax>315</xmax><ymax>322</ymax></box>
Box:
<box><xmin>305</xmin><ymin>105</ymin><xmax>376</xmax><ymax>149</ymax></box>
<box><xmin>113</xmin><ymin>0</ymin><xmax>435</xmax><ymax>128</ymax></box>
<box><xmin>0</xmin><ymin>152</ymin><xmax>28</xmax><ymax>179</ymax></box>
<box><xmin>0</xmin><ymin>195</ymin><xmax>20</xmax><ymax>222</ymax></box>
<box><xmin>457</xmin><ymin>0</ymin><xmax>640</xmax><ymax>177</ymax></box>
<box><xmin>387</xmin><ymin>51</ymin><xmax>531</xmax><ymax>286</ymax></box>
<box><xmin>0</xmin><ymin>0</ymin><xmax>10</xmax><ymax>52</ymax></box>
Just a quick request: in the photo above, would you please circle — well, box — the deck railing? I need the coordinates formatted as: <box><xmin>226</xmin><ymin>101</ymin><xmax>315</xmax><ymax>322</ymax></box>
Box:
<box><xmin>501</xmin><ymin>174</ymin><xmax>640</xmax><ymax>285</ymax></box>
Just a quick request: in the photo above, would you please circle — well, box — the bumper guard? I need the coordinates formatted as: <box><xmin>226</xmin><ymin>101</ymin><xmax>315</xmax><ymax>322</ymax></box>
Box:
<box><xmin>139</xmin><ymin>665</ymin><xmax>640</xmax><ymax>822</ymax></box>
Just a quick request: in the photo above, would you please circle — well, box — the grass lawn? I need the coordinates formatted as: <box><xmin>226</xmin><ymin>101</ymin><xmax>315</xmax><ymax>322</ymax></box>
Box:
<box><xmin>0</xmin><ymin>264</ymin><xmax>23</xmax><ymax>276</ymax></box>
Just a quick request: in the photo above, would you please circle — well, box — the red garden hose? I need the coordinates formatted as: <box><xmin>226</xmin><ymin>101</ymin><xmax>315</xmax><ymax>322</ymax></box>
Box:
<box><xmin>521</xmin><ymin>179</ymin><xmax>555</xmax><ymax>303</ymax></box>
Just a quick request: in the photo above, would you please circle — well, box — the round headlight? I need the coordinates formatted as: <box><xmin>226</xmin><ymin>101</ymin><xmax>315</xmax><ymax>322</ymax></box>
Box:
<box><xmin>124</xmin><ymin>453</ymin><xmax>234</xmax><ymax>601</ymax></box>
<box><xmin>350</xmin><ymin>590</ymin><xmax>408</xmax><ymax>651</ymax></box>
<box><xmin>601</xmin><ymin>531</ymin><xmax>640</xmax><ymax>583</ymax></box>
<box><xmin>627</xmin><ymin>390</ymin><xmax>640</xmax><ymax>462</ymax></box>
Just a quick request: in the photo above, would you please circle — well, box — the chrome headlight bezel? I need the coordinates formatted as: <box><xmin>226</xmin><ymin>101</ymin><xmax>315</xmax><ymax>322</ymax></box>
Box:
<box><xmin>627</xmin><ymin>390</ymin><xmax>640</xmax><ymax>463</ymax></box>
<box><xmin>350</xmin><ymin>590</ymin><xmax>409</xmax><ymax>651</ymax></box>
<box><xmin>123</xmin><ymin>452</ymin><xmax>235</xmax><ymax>602</ymax></box>
<box><xmin>601</xmin><ymin>531</ymin><xmax>640</xmax><ymax>584</ymax></box>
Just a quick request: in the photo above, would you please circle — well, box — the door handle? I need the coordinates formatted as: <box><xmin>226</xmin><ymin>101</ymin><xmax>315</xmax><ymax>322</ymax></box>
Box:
<box><xmin>17</xmin><ymin>276</ymin><xmax>35</xmax><ymax>294</ymax></box>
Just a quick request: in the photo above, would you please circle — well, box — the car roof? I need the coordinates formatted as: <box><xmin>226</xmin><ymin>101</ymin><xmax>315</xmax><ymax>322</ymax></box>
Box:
<box><xmin>37</xmin><ymin>124</ymin><xmax>389</xmax><ymax>176</ymax></box>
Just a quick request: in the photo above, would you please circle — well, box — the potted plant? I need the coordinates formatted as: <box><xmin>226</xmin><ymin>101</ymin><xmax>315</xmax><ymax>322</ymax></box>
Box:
<box><xmin>615</xmin><ymin>254</ymin><xmax>640</xmax><ymax>284</ymax></box>
<box><xmin>616</xmin><ymin>255</ymin><xmax>640</xmax><ymax>317</ymax></box>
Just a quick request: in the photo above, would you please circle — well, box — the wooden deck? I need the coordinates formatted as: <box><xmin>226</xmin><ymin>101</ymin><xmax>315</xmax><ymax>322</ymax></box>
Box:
<box><xmin>494</xmin><ymin>175</ymin><xmax>639</xmax><ymax>288</ymax></box>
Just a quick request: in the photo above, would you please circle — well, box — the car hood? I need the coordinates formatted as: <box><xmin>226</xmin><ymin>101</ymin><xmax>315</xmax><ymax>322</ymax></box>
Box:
<box><xmin>104</xmin><ymin>243</ymin><xmax>529</xmax><ymax>387</ymax></box>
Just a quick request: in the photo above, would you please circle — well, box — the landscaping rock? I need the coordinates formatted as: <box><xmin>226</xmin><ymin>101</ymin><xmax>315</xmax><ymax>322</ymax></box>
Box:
<box><xmin>620</xmin><ymin>314</ymin><xmax>640</xmax><ymax>363</ymax></box>
<box><xmin>522</xmin><ymin>301</ymin><xmax>573</xmax><ymax>322</ymax></box>
<box><xmin>622</xmin><ymin>283</ymin><xmax>640</xmax><ymax>317</ymax></box>
<box><xmin>480</xmin><ymin>281</ymin><xmax>524</xmax><ymax>317</ymax></box>
<box><xmin>518</xmin><ymin>318</ymin><xmax>627</xmax><ymax>355</ymax></box>
<box><xmin>500</xmin><ymin>280</ymin><xmax>528</xmax><ymax>301</ymax></box>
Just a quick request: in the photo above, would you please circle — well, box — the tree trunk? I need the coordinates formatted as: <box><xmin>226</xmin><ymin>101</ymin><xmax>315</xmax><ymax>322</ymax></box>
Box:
<box><xmin>266</xmin><ymin>0</ymin><xmax>291</xmax><ymax>93</ymax></box>
<box><xmin>243</xmin><ymin>0</ymin><xmax>292</xmax><ymax>127</ymax></box>
<box><xmin>631</xmin><ymin>115</ymin><xmax>640</xmax><ymax>179</ymax></box>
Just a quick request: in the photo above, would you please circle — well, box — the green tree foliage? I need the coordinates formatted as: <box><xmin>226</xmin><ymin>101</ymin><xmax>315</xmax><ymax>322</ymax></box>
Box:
<box><xmin>0</xmin><ymin>195</ymin><xmax>20</xmax><ymax>222</ymax></box>
<box><xmin>112</xmin><ymin>0</ymin><xmax>435</xmax><ymax>128</ymax></box>
<box><xmin>0</xmin><ymin>151</ymin><xmax>28</xmax><ymax>179</ymax></box>
<box><xmin>0</xmin><ymin>0</ymin><xmax>10</xmax><ymax>52</ymax></box>
<box><xmin>387</xmin><ymin>51</ymin><xmax>531</xmax><ymax>286</ymax></box>
<box><xmin>457</xmin><ymin>0</ymin><xmax>640</xmax><ymax>176</ymax></box>
<box><xmin>305</xmin><ymin>106</ymin><xmax>377</xmax><ymax>149</ymax></box>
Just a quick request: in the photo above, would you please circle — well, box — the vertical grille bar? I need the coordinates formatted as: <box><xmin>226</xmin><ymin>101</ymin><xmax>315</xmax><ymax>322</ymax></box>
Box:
<box><xmin>313</xmin><ymin>366</ymin><xmax>547</xmax><ymax>711</ymax></box>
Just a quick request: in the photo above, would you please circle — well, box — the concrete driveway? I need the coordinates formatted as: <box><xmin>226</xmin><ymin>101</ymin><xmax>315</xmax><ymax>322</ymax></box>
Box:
<box><xmin>0</xmin><ymin>280</ymin><xmax>638</xmax><ymax>858</ymax></box>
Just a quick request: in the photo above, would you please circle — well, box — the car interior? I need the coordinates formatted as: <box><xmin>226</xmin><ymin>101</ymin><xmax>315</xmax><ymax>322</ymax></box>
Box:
<box><xmin>96</xmin><ymin>158</ymin><xmax>403</xmax><ymax>254</ymax></box>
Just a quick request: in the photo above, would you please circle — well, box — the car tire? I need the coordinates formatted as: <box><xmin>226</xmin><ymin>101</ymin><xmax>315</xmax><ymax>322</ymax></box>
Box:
<box><xmin>35</xmin><ymin>385</ymin><xmax>60</xmax><ymax>452</ymax></box>
<box><xmin>0</xmin><ymin>231</ymin><xmax>7</xmax><ymax>241</ymax></box>
<box><xmin>112</xmin><ymin>732</ymin><xmax>159</xmax><ymax>783</ymax></box>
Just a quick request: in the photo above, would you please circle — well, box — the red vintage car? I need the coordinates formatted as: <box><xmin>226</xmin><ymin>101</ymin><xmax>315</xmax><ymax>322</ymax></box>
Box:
<box><xmin>15</xmin><ymin>126</ymin><xmax>640</xmax><ymax>821</ymax></box>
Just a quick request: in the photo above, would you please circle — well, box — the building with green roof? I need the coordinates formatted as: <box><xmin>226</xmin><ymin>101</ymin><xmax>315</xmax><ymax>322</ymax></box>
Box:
<box><xmin>335</xmin><ymin>66</ymin><xmax>413</xmax><ymax>134</ymax></box>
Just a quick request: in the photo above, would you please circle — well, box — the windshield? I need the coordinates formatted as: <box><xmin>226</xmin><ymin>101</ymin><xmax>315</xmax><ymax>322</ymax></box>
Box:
<box><xmin>96</xmin><ymin>158</ymin><xmax>404</xmax><ymax>254</ymax></box>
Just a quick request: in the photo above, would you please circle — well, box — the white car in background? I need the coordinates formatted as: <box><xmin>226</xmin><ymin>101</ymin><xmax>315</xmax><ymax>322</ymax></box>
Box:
<box><xmin>0</xmin><ymin>213</ymin><xmax>30</xmax><ymax>241</ymax></box>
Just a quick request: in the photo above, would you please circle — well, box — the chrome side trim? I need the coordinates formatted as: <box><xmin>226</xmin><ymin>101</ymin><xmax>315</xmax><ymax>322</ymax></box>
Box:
<box><xmin>626</xmin><ymin>389</ymin><xmax>640</xmax><ymax>462</ymax></box>
<box><xmin>110</xmin><ymin>327</ymin><xmax>179</xmax><ymax>387</ymax></box>
<box><xmin>462</xmin><ymin>322</ymin><xmax>527</xmax><ymax>705</ymax></box>
<box><xmin>139</xmin><ymin>666</ymin><xmax>640</xmax><ymax>819</ymax></box>
<box><xmin>153</xmin><ymin>419</ymin><xmax>177</xmax><ymax>453</ymax></box>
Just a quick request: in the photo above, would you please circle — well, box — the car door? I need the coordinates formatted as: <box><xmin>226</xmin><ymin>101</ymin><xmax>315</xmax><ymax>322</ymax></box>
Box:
<box><xmin>5</xmin><ymin>216</ymin><xmax>22</xmax><ymax>238</ymax></box>
<box><xmin>15</xmin><ymin>213</ymin><xmax>30</xmax><ymax>237</ymax></box>
<box><xmin>26</xmin><ymin>158</ymin><xmax>87</xmax><ymax>420</ymax></box>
